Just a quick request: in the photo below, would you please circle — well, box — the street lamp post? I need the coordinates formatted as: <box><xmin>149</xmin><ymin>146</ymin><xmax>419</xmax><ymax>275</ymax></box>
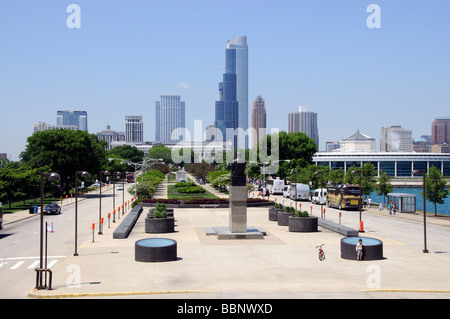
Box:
<box><xmin>413</xmin><ymin>169</ymin><xmax>429</xmax><ymax>253</ymax></box>
<box><xmin>351</xmin><ymin>169</ymin><xmax>363</xmax><ymax>232</ymax></box>
<box><xmin>314</xmin><ymin>171</ymin><xmax>324</xmax><ymax>218</ymax></box>
<box><xmin>38</xmin><ymin>172</ymin><xmax>60</xmax><ymax>289</ymax></box>
<box><xmin>74</xmin><ymin>171</ymin><xmax>89</xmax><ymax>256</ymax></box>
<box><xmin>112</xmin><ymin>171</ymin><xmax>122</xmax><ymax>213</ymax></box>
<box><xmin>98</xmin><ymin>170</ymin><xmax>110</xmax><ymax>234</ymax></box>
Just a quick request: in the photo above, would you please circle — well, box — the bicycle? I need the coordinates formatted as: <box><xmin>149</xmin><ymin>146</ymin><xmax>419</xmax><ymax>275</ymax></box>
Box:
<box><xmin>316</xmin><ymin>244</ymin><xmax>325</xmax><ymax>261</ymax></box>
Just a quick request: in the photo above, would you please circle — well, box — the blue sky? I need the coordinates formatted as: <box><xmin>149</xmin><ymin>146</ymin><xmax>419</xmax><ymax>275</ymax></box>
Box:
<box><xmin>1</xmin><ymin>0</ymin><xmax>449</xmax><ymax>160</ymax></box>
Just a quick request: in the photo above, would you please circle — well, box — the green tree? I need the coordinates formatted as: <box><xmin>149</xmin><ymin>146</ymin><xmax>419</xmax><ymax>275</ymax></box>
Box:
<box><xmin>106</xmin><ymin>145</ymin><xmax>144</xmax><ymax>172</ymax></box>
<box><xmin>344</xmin><ymin>163</ymin><xmax>376</xmax><ymax>196</ymax></box>
<box><xmin>20</xmin><ymin>130</ymin><xmax>107</xmax><ymax>194</ymax></box>
<box><xmin>424</xmin><ymin>166</ymin><xmax>449</xmax><ymax>216</ymax></box>
<box><xmin>147</xmin><ymin>144</ymin><xmax>173</xmax><ymax>165</ymax></box>
<box><xmin>375</xmin><ymin>170</ymin><xmax>394</xmax><ymax>204</ymax></box>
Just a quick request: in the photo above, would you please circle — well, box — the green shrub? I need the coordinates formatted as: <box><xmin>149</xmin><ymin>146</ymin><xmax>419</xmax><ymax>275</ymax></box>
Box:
<box><xmin>283</xmin><ymin>206</ymin><xmax>295</xmax><ymax>213</ymax></box>
<box><xmin>295</xmin><ymin>210</ymin><xmax>309</xmax><ymax>217</ymax></box>
<box><xmin>177</xmin><ymin>186</ymin><xmax>206</xmax><ymax>194</ymax></box>
<box><xmin>153</xmin><ymin>202</ymin><xmax>167</xmax><ymax>218</ymax></box>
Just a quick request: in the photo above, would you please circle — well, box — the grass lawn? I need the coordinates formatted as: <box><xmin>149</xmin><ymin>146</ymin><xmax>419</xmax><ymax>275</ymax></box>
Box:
<box><xmin>2</xmin><ymin>197</ymin><xmax>61</xmax><ymax>214</ymax></box>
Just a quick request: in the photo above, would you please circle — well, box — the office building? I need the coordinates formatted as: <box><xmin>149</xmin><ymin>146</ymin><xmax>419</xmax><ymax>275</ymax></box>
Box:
<box><xmin>251</xmin><ymin>95</ymin><xmax>266</xmax><ymax>148</ymax></box>
<box><xmin>125</xmin><ymin>115</ymin><xmax>143</xmax><ymax>142</ymax></box>
<box><xmin>33</xmin><ymin>121</ymin><xmax>78</xmax><ymax>132</ymax></box>
<box><xmin>227</xmin><ymin>36</ymin><xmax>249</xmax><ymax>149</ymax></box>
<box><xmin>56</xmin><ymin>111</ymin><xmax>87</xmax><ymax>131</ymax></box>
<box><xmin>96</xmin><ymin>125</ymin><xmax>125</xmax><ymax>150</ymax></box>
<box><xmin>288</xmin><ymin>106</ymin><xmax>319</xmax><ymax>148</ymax></box>
<box><xmin>380</xmin><ymin>125</ymin><xmax>412</xmax><ymax>152</ymax></box>
<box><xmin>432</xmin><ymin>117</ymin><xmax>450</xmax><ymax>145</ymax></box>
<box><xmin>215</xmin><ymin>47</ymin><xmax>239</xmax><ymax>146</ymax></box>
<box><xmin>155</xmin><ymin>95</ymin><xmax>185</xmax><ymax>143</ymax></box>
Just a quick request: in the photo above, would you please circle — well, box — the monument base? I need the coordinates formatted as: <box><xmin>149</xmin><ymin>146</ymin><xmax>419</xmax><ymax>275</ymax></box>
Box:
<box><xmin>205</xmin><ymin>226</ymin><xmax>266</xmax><ymax>240</ymax></box>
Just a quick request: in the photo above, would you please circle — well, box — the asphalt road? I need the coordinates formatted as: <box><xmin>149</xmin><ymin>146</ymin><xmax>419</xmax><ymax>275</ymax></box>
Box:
<box><xmin>0</xmin><ymin>185</ymin><xmax>133</xmax><ymax>298</ymax></box>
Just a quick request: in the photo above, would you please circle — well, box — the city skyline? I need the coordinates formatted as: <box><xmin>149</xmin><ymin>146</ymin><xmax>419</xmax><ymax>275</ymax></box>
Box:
<box><xmin>1</xmin><ymin>1</ymin><xmax>450</xmax><ymax>160</ymax></box>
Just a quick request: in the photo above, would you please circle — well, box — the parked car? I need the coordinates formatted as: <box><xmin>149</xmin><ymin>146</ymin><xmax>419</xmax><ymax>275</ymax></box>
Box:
<box><xmin>283</xmin><ymin>185</ymin><xmax>290</xmax><ymax>198</ymax></box>
<box><xmin>43</xmin><ymin>203</ymin><xmax>61</xmax><ymax>215</ymax></box>
<box><xmin>117</xmin><ymin>184</ymin><xmax>124</xmax><ymax>191</ymax></box>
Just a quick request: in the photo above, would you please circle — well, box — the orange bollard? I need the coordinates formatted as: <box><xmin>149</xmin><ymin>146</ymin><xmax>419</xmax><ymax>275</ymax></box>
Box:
<box><xmin>339</xmin><ymin>212</ymin><xmax>342</xmax><ymax>224</ymax></box>
<box><xmin>92</xmin><ymin>223</ymin><xmax>95</xmax><ymax>242</ymax></box>
<box><xmin>359</xmin><ymin>220</ymin><xmax>365</xmax><ymax>232</ymax></box>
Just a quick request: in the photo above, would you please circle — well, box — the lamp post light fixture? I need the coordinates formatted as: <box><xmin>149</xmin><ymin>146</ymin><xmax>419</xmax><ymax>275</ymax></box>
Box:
<box><xmin>38</xmin><ymin>172</ymin><xmax>60</xmax><ymax>289</ymax></box>
<box><xmin>314</xmin><ymin>171</ymin><xmax>324</xmax><ymax>218</ymax></box>
<box><xmin>98</xmin><ymin>170</ymin><xmax>111</xmax><ymax>234</ymax></box>
<box><xmin>351</xmin><ymin>169</ymin><xmax>363</xmax><ymax>231</ymax></box>
<box><xmin>413</xmin><ymin>169</ymin><xmax>429</xmax><ymax>253</ymax></box>
<box><xmin>74</xmin><ymin>171</ymin><xmax>89</xmax><ymax>256</ymax></box>
<box><xmin>112</xmin><ymin>171</ymin><xmax>122</xmax><ymax>213</ymax></box>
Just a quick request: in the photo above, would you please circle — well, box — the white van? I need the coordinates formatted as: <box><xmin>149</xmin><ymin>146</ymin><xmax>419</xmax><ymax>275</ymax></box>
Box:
<box><xmin>283</xmin><ymin>185</ymin><xmax>290</xmax><ymax>198</ymax></box>
<box><xmin>289</xmin><ymin>183</ymin><xmax>310</xmax><ymax>201</ymax></box>
<box><xmin>312</xmin><ymin>188</ymin><xmax>327</xmax><ymax>205</ymax></box>
<box><xmin>266</xmin><ymin>179</ymin><xmax>285</xmax><ymax>195</ymax></box>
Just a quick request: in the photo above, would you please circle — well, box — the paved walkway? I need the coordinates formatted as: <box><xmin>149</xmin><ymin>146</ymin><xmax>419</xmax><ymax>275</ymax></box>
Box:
<box><xmin>5</xmin><ymin>179</ymin><xmax>450</xmax><ymax>299</ymax></box>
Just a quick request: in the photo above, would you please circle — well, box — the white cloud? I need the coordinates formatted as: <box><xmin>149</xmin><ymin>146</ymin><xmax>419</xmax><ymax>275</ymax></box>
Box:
<box><xmin>178</xmin><ymin>82</ymin><xmax>190</xmax><ymax>90</ymax></box>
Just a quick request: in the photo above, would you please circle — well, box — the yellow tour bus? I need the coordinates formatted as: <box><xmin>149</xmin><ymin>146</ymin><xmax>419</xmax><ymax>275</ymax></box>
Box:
<box><xmin>326</xmin><ymin>184</ymin><xmax>360</xmax><ymax>210</ymax></box>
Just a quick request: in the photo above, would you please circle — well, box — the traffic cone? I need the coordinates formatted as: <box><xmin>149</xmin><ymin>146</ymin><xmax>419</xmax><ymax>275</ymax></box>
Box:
<box><xmin>359</xmin><ymin>221</ymin><xmax>365</xmax><ymax>232</ymax></box>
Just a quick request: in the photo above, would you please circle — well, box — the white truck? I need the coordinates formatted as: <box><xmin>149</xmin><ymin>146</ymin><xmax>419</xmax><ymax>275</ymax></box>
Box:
<box><xmin>289</xmin><ymin>183</ymin><xmax>310</xmax><ymax>201</ymax></box>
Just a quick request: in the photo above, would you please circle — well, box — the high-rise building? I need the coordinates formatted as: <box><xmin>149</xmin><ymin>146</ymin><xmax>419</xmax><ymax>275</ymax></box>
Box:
<box><xmin>227</xmin><ymin>36</ymin><xmax>248</xmax><ymax>149</ymax></box>
<box><xmin>251</xmin><ymin>95</ymin><xmax>266</xmax><ymax>149</ymax></box>
<box><xmin>215</xmin><ymin>36</ymin><xmax>248</xmax><ymax>148</ymax></box>
<box><xmin>215</xmin><ymin>48</ymin><xmax>239</xmax><ymax>146</ymax></box>
<box><xmin>380</xmin><ymin>125</ymin><xmax>412</xmax><ymax>152</ymax></box>
<box><xmin>288</xmin><ymin>106</ymin><xmax>319</xmax><ymax>148</ymax></box>
<box><xmin>432</xmin><ymin>117</ymin><xmax>450</xmax><ymax>145</ymax></box>
<box><xmin>155</xmin><ymin>95</ymin><xmax>185</xmax><ymax>143</ymax></box>
<box><xmin>56</xmin><ymin>111</ymin><xmax>87</xmax><ymax>131</ymax></box>
<box><xmin>125</xmin><ymin>115</ymin><xmax>143</xmax><ymax>142</ymax></box>
<box><xmin>97</xmin><ymin>125</ymin><xmax>125</xmax><ymax>150</ymax></box>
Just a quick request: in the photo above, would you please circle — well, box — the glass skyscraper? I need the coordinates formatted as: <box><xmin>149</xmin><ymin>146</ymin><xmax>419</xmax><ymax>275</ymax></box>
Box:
<box><xmin>215</xmin><ymin>36</ymin><xmax>248</xmax><ymax>148</ymax></box>
<box><xmin>155</xmin><ymin>95</ymin><xmax>186</xmax><ymax>143</ymax></box>
<box><xmin>56</xmin><ymin>110</ymin><xmax>87</xmax><ymax>131</ymax></box>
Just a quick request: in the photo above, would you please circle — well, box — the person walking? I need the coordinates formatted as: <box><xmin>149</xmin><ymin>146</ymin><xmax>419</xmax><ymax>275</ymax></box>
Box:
<box><xmin>356</xmin><ymin>239</ymin><xmax>364</xmax><ymax>261</ymax></box>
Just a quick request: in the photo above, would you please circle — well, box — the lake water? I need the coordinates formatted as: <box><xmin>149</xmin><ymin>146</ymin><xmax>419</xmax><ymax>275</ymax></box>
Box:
<box><xmin>367</xmin><ymin>187</ymin><xmax>450</xmax><ymax>216</ymax></box>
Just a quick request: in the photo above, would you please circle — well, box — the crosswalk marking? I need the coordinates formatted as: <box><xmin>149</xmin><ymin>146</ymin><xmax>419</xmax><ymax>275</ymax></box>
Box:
<box><xmin>10</xmin><ymin>261</ymin><xmax>24</xmax><ymax>270</ymax></box>
<box><xmin>0</xmin><ymin>257</ymin><xmax>63</xmax><ymax>271</ymax></box>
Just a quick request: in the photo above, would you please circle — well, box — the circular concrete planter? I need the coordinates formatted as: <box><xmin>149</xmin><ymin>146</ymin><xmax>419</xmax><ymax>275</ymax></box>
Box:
<box><xmin>145</xmin><ymin>217</ymin><xmax>175</xmax><ymax>233</ymax></box>
<box><xmin>288</xmin><ymin>216</ymin><xmax>318</xmax><ymax>232</ymax></box>
<box><xmin>277</xmin><ymin>212</ymin><xmax>295</xmax><ymax>226</ymax></box>
<box><xmin>135</xmin><ymin>238</ymin><xmax>177</xmax><ymax>262</ymax></box>
<box><xmin>340</xmin><ymin>236</ymin><xmax>383</xmax><ymax>261</ymax></box>
<box><xmin>269</xmin><ymin>208</ymin><xmax>283</xmax><ymax>221</ymax></box>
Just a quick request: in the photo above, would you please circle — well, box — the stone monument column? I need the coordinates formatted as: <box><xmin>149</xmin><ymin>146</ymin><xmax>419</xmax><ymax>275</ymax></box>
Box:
<box><xmin>229</xmin><ymin>153</ymin><xmax>247</xmax><ymax>233</ymax></box>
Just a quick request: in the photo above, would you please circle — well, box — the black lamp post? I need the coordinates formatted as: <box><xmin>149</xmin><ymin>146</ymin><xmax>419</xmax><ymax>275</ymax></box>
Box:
<box><xmin>351</xmin><ymin>169</ymin><xmax>363</xmax><ymax>231</ymax></box>
<box><xmin>112</xmin><ymin>171</ymin><xmax>122</xmax><ymax>213</ymax></box>
<box><xmin>413</xmin><ymin>169</ymin><xmax>429</xmax><ymax>253</ymax></box>
<box><xmin>74</xmin><ymin>171</ymin><xmax>89</xmax><ymax>256</ymax></box>
<box><xmin>38</xmin><ymin>172</ymin><xmax>60</xmax><ymax>289</ymax></box>
<box><xmin>314</xmin><ymin>171</ymin><xmax>324</xmax><ymax>218</ymax></box>
<box><xmin>98</xmin><ymin>170</ymin><xmax>110</xmax><ymax>234</ymax></box>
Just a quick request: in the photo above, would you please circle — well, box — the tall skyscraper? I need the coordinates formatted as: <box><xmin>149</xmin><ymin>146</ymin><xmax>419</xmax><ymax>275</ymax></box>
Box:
<box><xmin>125</xmin><ymin>115</ymin><xmax>143</xmax><ymax>142</ymax></box>
<box><xmin>288</xmin><ymin>106</ymin><xmax>319</xmax><ymax>148</ymax></box>
<box><xmin>432</xmin><ymin>117</ymin><xmax>450</xmax><ymax>145</ymax></box>
<box><xmin>215</xmin><ymin>36</ymin><xmax>248</xmax><ymax>148</ymax></box>
<box><xmin>155</xmin><ymin>95</ymin><xmax>185</xmax><ymax>143</ymax></box>
<box><xmin>380</xmin><ymin>125</ymin><xmax>412</xmax><ymax>152</ymax></box>
<box><xmin>227</xmin><ymin>36</ymin><xmax>248</xmax><ymax>148</ymax></box>
<box><xmin>215</xmin><ymin>48</ymin><xmax>239</xmax><ymax>146</ymax></box>
<box><xmin>56</xmin><ymin>111</ymin><xmax>87</xmax><ymax>131</ymax></box>
<box><xmin>251</xmin><ymin>95</ymin><xmax>266</xmax><ymax>149</ymax></box>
